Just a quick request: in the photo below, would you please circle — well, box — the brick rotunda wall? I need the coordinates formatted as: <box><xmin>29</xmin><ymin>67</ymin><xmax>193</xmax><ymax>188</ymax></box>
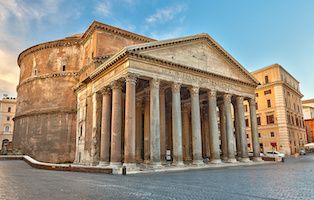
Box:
<box><xmin>13</xmin><ymin>41</ymin><xmax>80</xmax><ymax>163</ymax></box>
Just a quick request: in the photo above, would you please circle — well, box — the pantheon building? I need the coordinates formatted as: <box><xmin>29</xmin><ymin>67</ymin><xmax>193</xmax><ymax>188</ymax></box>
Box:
<box><xmin>14</xmin><ymin>21</ymin><xmax>262</xmax><ymax>169</ymax></box>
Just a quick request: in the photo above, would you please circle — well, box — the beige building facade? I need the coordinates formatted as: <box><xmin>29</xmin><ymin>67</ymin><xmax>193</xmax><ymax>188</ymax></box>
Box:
<box><xmin>0</xmin><ymin>97</ymin><xmax>16</xmax><ymax>152</ymax></box>
<box><xmin>302</xmin><ymin>99</ymin><xmax>314</xmax><ymax>143</ymax></box>
<box><xmin>245</xmin><ymin>64</ymin><xmax>306</xmax><ymax>155</ymax></box>
<box><xmin>15</xmin><ymin>21</ymin><xmax>262</xmax><ymax>168</ymax></box>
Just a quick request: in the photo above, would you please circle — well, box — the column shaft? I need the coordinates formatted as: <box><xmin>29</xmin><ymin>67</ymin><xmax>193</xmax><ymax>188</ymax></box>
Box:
<box><xmin>91</xmin><ymin>92</ymin><xmax>101</xmax><ymax>165</ymax></box>
<box><xmin>99</xmin><ymin>88</ymin><xmax>111</xmax><ymax>165</ymax></box>
<box><xmin>236</xmin><ymin>96</ymin><xmax>249</xmax><ymax>162</ymax></box>
<box><xmin>124</xmin><ymin>74</ymin><xmax>137</xmax><ymax>165</ymax></box>
<box><xmin>150</xmin><ymin>79</ymin><xmax>161</xmax><ymax>165</ymax></box>
<box><xmin>203</xmin><ymin>107</ymin><xmax>211</xmax><ymax>159</ymax></box>
<box><xmin>110</xmin><ymin>81</ymin><xmax>122</xmax><ymax>166</ymax></box>
<box><xmin>190</xmin><ymin>87</ymin><xmax>203</xmax><ymax>165</ymax></box>
<box><xmin>182</xmin><ymin>105</ymin><xmax>191</xmax><ymax>161</ymax></box>
<box><xmin>208</xmin><ymin>90</ymin><xmax>221</xmax><ymax>163</ymax></box>
<box><xmin>233</xmin><ymin>101</ymin><xmax>242</xmax><ymax>158</ymax></box>
<box><xmin>224</xmin><ymin>94</ymin><xmax>237</xmax><ymax>163</ymax></box>
<box><xmin>219</xmin><ymin>104</ymin><xmax>228</xmax><ymax>161</ymax></box>
<box><xmin>249</xmin><ymin>98</ymin><xmax>262</xmax><ymax>161</ymax></box>
<box><xmin>172</xmin><ymin>83</ymin><xmax>184</xmax><ymax>165</ymax></box>
<box><xmin>143</xmin><ymin>96</ymin><xmax>150</xmax><ymax>163</ymax></box>
<box><xmin>160</xmin><ymin>89</ymin><xmax>167</xmax><ymax>163</ymax></box>
<box><xmin>135</xmin><ymin>99</ymin><xmax>143</xmax><ymax>163</ymax></box>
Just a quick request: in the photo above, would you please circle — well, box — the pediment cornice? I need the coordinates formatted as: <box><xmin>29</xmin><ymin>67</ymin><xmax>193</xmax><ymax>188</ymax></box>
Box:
<box><xmin>126</xmin><ymin>34</ymin><xmax>259</xmax><ymax>85</ymax></box>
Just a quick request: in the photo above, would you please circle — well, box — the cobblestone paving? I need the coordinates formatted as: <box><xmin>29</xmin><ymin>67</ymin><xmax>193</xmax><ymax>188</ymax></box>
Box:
<box><xmin>1</xmin><ymin>155</ymin><xmax>314</xmax><ymax>200</ymax></box>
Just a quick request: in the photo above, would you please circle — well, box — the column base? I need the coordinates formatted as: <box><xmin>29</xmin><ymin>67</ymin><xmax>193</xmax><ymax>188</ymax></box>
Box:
<box><xmin>210</xmin><ymin>159</ymin><xmax>222</xmax><ymax>164</ymax></box>
<box><xmin>150</xmin><ymin>162</ymin><xmax>163</xmax><ymax>169</ymax></box>
<box><xmin>98</xmin><ymin>161</ymin><xmax>110</xmax><ymax>167</ymax></box>
<box><xmin>173</xmin><ymin>161</ymin><xmax>185</xmax><ymax>167</ymax></box>
<box><xmin>253</xmin><ymin>157</ymin><xmax>263</xmax><ymax>162</ymax></box>
<box><xmin>226</xmin><ymin>158</ymin><xmax>237</xmax><ymax>163</ymax></box>
<box><xmin>192</xmin><ymin>159</ymin><xmax>204</xmax><ymax>166</ymax></box>
<box><xmin>109</xmin><ymin>162</ymin><xmax>122</xmax><ymax>168</ymax></box>
<box><xmin>143</xmin><ymin>159</ymin><xmax>150</xmax><ymax>164</ymax></box>
<box><xmin>222</xmin><ymin>156</ymin><xmax>228</xmax><ymax>162</ymax></box>
<box><xmin>161</xmin><ymin>160</ymin><xmax>168</xmax><ymax>165</ymax></box>
<box><xmin>239</xmin><ymin>157</ymin><xmax>251</xmax><ymax>163</ymax></box>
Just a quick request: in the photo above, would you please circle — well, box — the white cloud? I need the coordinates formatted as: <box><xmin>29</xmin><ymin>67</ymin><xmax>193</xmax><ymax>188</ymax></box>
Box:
<box><xmin>0</xmin><ymin>0</ymin><xmax>70</xmax><ymax>98</ymax></box>
<box><xmin>149</xmin><ymin>27</ymin><xmax>185</xmax><ymax>40</ymax></box>
<box><xmin>146</xmin><ymin>4</ymin><xmax>186</xmax><ymax>25</ymax></box>
<box><xmin>0</xmin><ymin>0</ymin><xmax>61</xmax><ymax>22</ymax></box>
<box><xmin>95</xmin><ymin>1</ymin><xmax>111</xmax><ymax>16</ymax></box>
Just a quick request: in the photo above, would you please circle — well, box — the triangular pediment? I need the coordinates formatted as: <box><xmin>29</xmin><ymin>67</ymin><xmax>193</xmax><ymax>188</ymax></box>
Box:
<box><xmin>128</xmin><ymin>35</ymin><xmax>258</xmax><ymax>85</ymax></box>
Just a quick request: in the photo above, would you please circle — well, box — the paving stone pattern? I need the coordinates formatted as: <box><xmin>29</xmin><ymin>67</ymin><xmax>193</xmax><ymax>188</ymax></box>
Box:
<box><xmin>1</xmin><ymin>155</ymin><xmax>314</xmax><ymax>200</ymax></box>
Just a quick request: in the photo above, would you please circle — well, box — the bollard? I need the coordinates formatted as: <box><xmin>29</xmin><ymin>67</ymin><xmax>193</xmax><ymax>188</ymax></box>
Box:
<box><xmin>122</xmin><ymin>166</ymin><xmax>127</xmax><ymax>175</ymax></box>
<box><xmin>281</xmin><ymin>157</ymin><xmax>285</xmax><ymax>162</ymax></box>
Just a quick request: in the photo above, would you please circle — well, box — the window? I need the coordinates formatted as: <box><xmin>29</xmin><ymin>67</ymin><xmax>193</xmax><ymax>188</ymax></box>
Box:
<box><xmin>34</xmin><ymin>69</ymin><xmax>37</xmax><ymax>76</ymax></box>
<box><xmin>291</xmin><ymin>115</ymin><xmax>294</xmax><ymax>125</ymax></box>
<box><xmin>6</xmin><ymin>116</ymin><xmax>10</xmax><ymax>121</ymax></box>
<box><xmin>80</xmin><ymin>125</ymin><xmax>83</xmax><ymax>137</ymax></box>
<box><xmin>4</xmin><ymin>126</ymin><xmax>9</xmax><ymax>132</ymax></box>
<box><xmin>296</xmin><ymin>116</ymin><xmax>299</xmax><ymax>127</ymax></box>
<box><xmin>256</xmin><ymin>102</ymin><xmax>258</xmax><ymax>110</ymax></box>
<box><xmin>270</xmin><ymin>132</ymin><xmax>275</xmax><ymax>137</ymax></box>
<box><xmin>264</xmin><ymin>89</ymin><xmax>271</xmax><ymax>95</ymax></box>
<box><xmin>265</xmin><ymin>75</ymin><xmax>269</xmax><ymax>84</ymax></box>
<box><xmin>8</xmin><ymin>107</ymin><xmax>11</xmax><ymax>112</ymax></box>
<box><xmin>258</xmin><ymin>133</ymin><xmax>261</xmax><ymax>138</ymax></box>
<box><xmin>266</xmin><ymin>114</ymin><xmax>275</xmax><ymax>124</ymax></box>
<box><xmin>244</xmin><ymin>105</ymin><xmax>248</xmax><ymax>112</ymax></box>
<box><xmin>62</xmin><ymin>65</ymin><xmax>66</xmax><ymax>71</ymax></box>
<box><xmin>255</xmin><ymin>93</ymin><xmax>259</xmax><ymax>97</ymax></box>
<box><xmin>247</xmin><ymin>143</ymin><xmax>251</xmax><ymax>148</ymax></box>
<box><xmin>257</xmin><ymin>116</ymin><xmax>261</xmax><ymax>126</ymax></box>
<box><xmin>247</xmin><ymin>134</ymin><xmax>249</xmax><ymax>138</ymax></box>
<box><xmin>267</xmin><ymin>99</ymin><xmax>271</xmax><ymax>108</ymax></box>
<box><xmin>245</xmin><ymin>119</ymin><xmax>249</xmax><ymax>127</ymax></box>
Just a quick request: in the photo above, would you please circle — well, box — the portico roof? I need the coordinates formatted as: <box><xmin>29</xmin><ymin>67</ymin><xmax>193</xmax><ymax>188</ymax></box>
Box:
<box><xmin>90</xmin><ymin>34</ymin><xmax>260</xmax><ymax>87</ymax></box>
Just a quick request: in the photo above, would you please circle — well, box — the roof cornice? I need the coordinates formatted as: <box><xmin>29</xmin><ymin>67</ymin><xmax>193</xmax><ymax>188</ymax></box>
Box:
<box><xmin>17</xmin><ymin>20</ymin><xmax>155</xmax><ymax>66</ymax></box>
<box><xmin>80</xmin><ymin>21</ymin><xmax>155</xmax><ymax>44</ymax></box>
<box><xmin>17</xmin><ymin>38</ymin><xmax>80</xmax><ymax>66</ymax></box>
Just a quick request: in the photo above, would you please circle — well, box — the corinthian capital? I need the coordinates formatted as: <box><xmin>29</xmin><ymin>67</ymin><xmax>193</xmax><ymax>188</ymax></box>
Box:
<box><xmin>172</xmin><ymin>82</ymin><xmax>181</xmax><ymax>93</ymax></box>
<box><xmin>223</xmin><ymin>93</ymin><xmax>232</xmax><ymax>103</ymax></box>
<box><xmin>125</xmin><ymin>73</ymin><xmax>137</xmax><ymax>84</ymax></box>
<box><xmin>150</xmin><ymin>78</ymin><xmax>160</xmax><ymax>89</ymax></box>
<box><xmin>110</xmin><ymin>80</ymin><xmax>123</xmax><ymax>90</ymax></box>
<box><xmin>101</xmin><ymin>87</ymin><xmax>111</xmax><ymax>95</ymax></box>
<box><xmin>189</xmin><ymin>86</ymin><xmax>199</xmax><ymax>96</ymax></box>
<box><xmin>208</xmin><ymin>90</ymin><xmax>216</xmax><ymax>98</ymax></box>
<box><xmin>249</xmin><ymin>97</ymin><xmax>256</xmax><ymax>106</ymax></box>
<box><xmin>236</xmin><ymin>96</ymin><xmax>244</xmax><ymax>104</ymax></box>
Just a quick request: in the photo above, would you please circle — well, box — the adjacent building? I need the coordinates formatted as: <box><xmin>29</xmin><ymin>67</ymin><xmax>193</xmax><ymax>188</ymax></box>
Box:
<box><xmin>0</xmin><ymin>96</ymin><xmax>16</xmax><ymax>153</ymax></box>
<box><xmin>245</xmin><ymin>64</ymin><xmax>306</xmax><ymax>155</ymax></box>
<box><xmin>14</xmin><ymin>21</ymin><xmax>263</xmax><ymax>167</ymax></box>
<box><xmin>302</xmin><ymin>99</ymin><xmax>314</xmax><ymax>143</ymax></box>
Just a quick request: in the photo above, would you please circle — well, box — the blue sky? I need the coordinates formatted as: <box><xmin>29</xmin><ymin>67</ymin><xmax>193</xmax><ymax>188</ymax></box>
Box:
<box><xmin>0</xmin><ymin>0</ymin><xmax>313</xmax><ymax>99</ymax></box>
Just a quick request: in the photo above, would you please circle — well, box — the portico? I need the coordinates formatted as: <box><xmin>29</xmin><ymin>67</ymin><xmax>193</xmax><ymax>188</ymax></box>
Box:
<box><xmin>74</xmin><ymin>34</ymin><xmax>261</xmax><ymax>170</ymax></box>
